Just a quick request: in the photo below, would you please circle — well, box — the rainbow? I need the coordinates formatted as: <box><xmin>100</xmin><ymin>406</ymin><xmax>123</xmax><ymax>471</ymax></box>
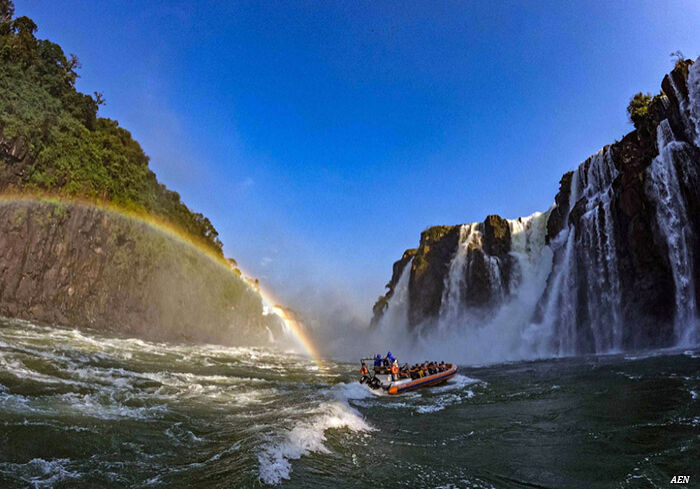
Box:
<box><xmin>0</xmin><ymin>192</ymin><xmax>325</xmax><ymax>368</ymax></box>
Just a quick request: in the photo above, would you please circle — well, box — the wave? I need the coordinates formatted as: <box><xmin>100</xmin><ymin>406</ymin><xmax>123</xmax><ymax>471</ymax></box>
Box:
<box><xmin>256</xmin><ymin>382</ymin><xmax>374</xmax><ymax>485</ymax></box>
<box><xmin>0</xmin><ymin>458</ymin><xmax>80</xmax><ymax>488</ymax></box>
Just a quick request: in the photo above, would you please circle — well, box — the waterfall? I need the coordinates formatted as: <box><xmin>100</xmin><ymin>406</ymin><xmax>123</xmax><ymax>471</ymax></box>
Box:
<box><xmin>432</xmin><ymin>211</ymin><xmax>552</xmax><ymax>361</ymax></box>
<box><xmin>372</xmin><ymin>58</ymin><xmax>700</xmax><ymax>361</ymax></box>
<box><xmin>536</xmin><ymin>148</ymin><xmax>623</xmax><ymax>354</ymax></box>
<box><xmin>645</xmin><ymin>120</ymin><xmax>699</xmax><ymax>345</ymax></box>
<box><xmin>438</xmin><ymin>222</ymin><xmax>486</xmax><ymax>325</ymax></box>
<box><xmin>689</xmin><ymin>59</ymin><xmax>700</xmax><ymax>146</ymax></box>
<box><xmin>375</xmin><ymin>258</ymin><xmax>413</xmax><ymax>334</ymax></box>
<box><xmin>439</xmin><ymin>224</ymin><xmax>479</xmax><ymax>326</ymax></box>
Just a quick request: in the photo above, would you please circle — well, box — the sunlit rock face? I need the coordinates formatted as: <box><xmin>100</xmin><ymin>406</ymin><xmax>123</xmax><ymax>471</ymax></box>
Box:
<box><xmin>0</xmin><ymin>200</ymin><xmax>276</xmax><ymax>345</ymax></box>
<box><xmin>374</xmin><ymin>57</ymin><xmax>700</xmax><ymax>357</ymax></box>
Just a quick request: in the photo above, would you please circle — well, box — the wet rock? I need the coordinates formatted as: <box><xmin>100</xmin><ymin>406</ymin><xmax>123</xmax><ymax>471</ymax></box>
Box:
<box><xmin>546</xmin><ymin>171</ymin><xmax>573</xmax><ymax>243</ymax></box>
<box><xmin>408</xmin><ymin>225</ymin><xmax>461</xmax><ymax>327</ymax></box>
<box><xmin>371</xmin><ymin>248</ymin><xmax>417</xmax><ymax>325</ymax></box>
<box><xmin>483</xmin><ymin>215</ymin><xmax>510</xmax><ymax>256</ymax></box>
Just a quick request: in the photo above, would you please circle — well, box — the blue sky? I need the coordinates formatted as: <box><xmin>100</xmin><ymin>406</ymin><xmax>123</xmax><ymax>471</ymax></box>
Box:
<box><xmin>16</xmin><ymin>1</ymin><xmax>700</xmax><ymax>317</ymax></box>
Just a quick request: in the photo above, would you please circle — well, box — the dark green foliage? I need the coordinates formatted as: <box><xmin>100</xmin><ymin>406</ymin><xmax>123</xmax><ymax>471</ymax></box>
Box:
<box><xmin>627</xmin><ymin>92</ymin><xmax>652</xmax><ymax>131</ymax></box>
<box><xmin>0</xmin><ymin>1</ymin><xmax>223</xmax><ymax>255</ymax></box>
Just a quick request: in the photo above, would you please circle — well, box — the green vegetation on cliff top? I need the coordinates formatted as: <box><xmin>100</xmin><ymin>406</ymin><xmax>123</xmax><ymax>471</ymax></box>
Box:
<box><xmin>0</xmin><ymin>0</ymin><xmax>223</xmax><ymax>255</ymax></box>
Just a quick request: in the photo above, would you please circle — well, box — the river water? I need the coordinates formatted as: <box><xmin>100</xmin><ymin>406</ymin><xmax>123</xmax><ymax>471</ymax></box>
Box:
<box><xmin>0</xmin><ymin>317</ymin><xmax>698</xmax><ymax>488</ymax></box>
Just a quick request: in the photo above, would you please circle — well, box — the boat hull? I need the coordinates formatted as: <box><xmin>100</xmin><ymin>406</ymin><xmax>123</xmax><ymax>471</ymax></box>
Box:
<box><xmin>387</xmin><ymin>366</ymin><xmax>457</xmax><ymax>395</ymax></box>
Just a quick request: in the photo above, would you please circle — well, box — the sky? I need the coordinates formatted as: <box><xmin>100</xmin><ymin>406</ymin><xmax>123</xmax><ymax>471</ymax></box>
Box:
<box><xmin>15</xmin><ymin>0</ymin><xmax>700</xmax><ymax>320</ymax></box>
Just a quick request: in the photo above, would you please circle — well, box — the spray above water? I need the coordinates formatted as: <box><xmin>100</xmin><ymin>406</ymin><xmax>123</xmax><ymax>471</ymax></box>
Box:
<box><xmin>0</xmin><ymin>193</ymin><xmax>326</xmax><ymax>365</ymax></box>
<box><xmin>373</xmin><ymin>211</ymin><xmax>554</xmax><ymax>364</ymax></box>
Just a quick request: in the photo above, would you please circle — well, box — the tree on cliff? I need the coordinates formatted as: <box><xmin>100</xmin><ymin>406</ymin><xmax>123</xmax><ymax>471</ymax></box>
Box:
<box><xmin>0</xmin><ymin>0</ymin><xmax>224</xmax><ymax>255</ymax></box>
<box><xmin>627</xmin><ymin>92</ymin><xmax>652</xmax><ymax>130</ymax></box>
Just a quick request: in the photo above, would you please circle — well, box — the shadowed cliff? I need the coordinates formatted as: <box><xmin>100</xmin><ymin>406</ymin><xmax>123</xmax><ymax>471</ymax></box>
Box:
<box><xmin>0</xmin><ymin>2</ymin><xmax>282</xmax><ymax>344</ymax></box>
<box><xmin>0</xmin><ymin>200</ymin><xmax>279</xmax><ymax>345</ymax></box>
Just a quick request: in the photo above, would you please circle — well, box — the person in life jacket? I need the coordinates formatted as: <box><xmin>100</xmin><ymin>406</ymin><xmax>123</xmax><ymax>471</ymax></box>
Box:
<box><xmin>374</xmin><ymin>354</ymin><xmax>382</xmax><ymax>367</ymax></box>
<box><xmin>391</xmin><ymin>360</ymin><xmax>399</xmax><ymax>381</ymax></box>
<box><xmin>359</xmin><ymin>362</ymin><xmax>369</xmax><ymax>383</ymax></box>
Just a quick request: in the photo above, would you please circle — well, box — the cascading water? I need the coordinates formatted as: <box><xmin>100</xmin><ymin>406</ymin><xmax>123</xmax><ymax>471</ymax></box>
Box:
<box><xmin>534</xmin><ymin>169</ymin><xmax>580</xmax><ymax>356</ymax></box>
<box><xmin>375</xmin><ymin>258</ymin><xmax>413</xmax><ymax>334</ymax></box>
<box><xmin>373</xmin><ymin>57</ymin><xmax>700</xmax><ymax>363</ymax></box>
<box><xmin>438</xmin><ymin>214</ymin><xmax>551</xmax><ymax>327</ymax></box>
<box><xmin>438</xmin><ymin>223</ymin><xmax>482</xmax><ymax>326</ymax></box>
<box><xmin>645</xmin><ymin>120</ymin><xmax>699</xmax><ymax>345</ymax></box>
<box><xmin>534</xmin><ymin>148</ymin><xmax>623</xmax><ymax>355</ymax></box>
<box><xmin>687</xmin><ymin>60</ymin><xmax>700</xmax><ymax>146</ymax></box>
<box><xmin>428</xmin><ymin>212</ymin><xmax>553</xmax><ymax>362</ymax></box>
<box><xmin>373</xmin><ymin>212</ymin><xmax>554</xmax><ymax>363</ymax></box>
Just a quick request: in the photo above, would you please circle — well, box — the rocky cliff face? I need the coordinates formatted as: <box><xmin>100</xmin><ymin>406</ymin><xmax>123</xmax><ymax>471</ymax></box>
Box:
<box><xmin>372</xmin><ymin>214</ymin><xmax>520</xmax><ymax>328</ymax></box>
<box><xmin>0</xmin><ymin>200</ymin><xmax>280</xmax><ymax>345</ymax></box>
<box><xmin>373</xmin><ymin>58</ymin><xmax>700</xmax><ymax>355</ymax></box>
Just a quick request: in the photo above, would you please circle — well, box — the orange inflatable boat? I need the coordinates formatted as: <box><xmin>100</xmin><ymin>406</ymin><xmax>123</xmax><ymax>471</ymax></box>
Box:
<box><xmin>386</xmin><ymin>364</ymin><xmax>457</xmax><ymax>395</ymax></box>
<box><xmin>358</xmin><ymin>357</ymin><xmax>457</xmax><ymax>394</ymax></box>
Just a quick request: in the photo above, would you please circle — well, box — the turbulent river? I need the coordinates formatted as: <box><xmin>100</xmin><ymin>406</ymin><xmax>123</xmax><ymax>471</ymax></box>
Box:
<box><xmin>0</xmin><ymin>318</ymin><xmax>698</xmax><ymax>488</ymax></box>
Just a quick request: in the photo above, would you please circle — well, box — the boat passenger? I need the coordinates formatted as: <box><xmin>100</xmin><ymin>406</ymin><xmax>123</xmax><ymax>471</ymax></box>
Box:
<box><xmin>390</xmin><ymin>360</ymin><xmax>399</xmax><ymax>381</ymax></box>
<box><xmin>374</xmin><ymin>354</ymin><xmax>382</xmax><ymax>367</ymax></box>
<box><xmin>359</xmin><ymin>362</ymin><xmax>370</xmax><ymax>383</ymax></box>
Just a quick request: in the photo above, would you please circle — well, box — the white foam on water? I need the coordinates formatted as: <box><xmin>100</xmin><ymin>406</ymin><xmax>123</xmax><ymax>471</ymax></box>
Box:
<box><xmin>257</xmin><ymin>400</ymin><xmax>373</xmax><ymax>485</ymax></box>
<box><xmin>2</xmin><ymin>419</ymin><xmax>91</xmax><ymax>433</ymax></box>
<box><xmin>331</xmin><ymin>381</ymin><xmax>383</xmax><ymax>400</ymax></box>
<box><xmin>0</xmin><ymin>458</ymin><xmax>81</xmax><ymax>488</ymax></box>
<box><xmin>0</xmin><ymin>355</ymin><xmax>88</xmax><ymax>388</ymax></box>
<box><xmin>429</xmin><ymin>374</ymin><xmax>481</xmax><ymax>393</ymax></box>
<box><xmin>416</xmin><ymin>404</ymin><xmax>445</xmax><ymax>414</ymax></box>
<box><xmin>414</xmin><ymin>390</ymin><xmax>475</xmax><ymax>415</ymax></box>
<box><xmin>165</xmin><ymin>423</ymin><xmax>206</xmax><ymax>445</ymax></box>
<box><xmin>55</xmin><ymin>392</ymin><xmax>168</xmax><ymax>421</ymax></box>
<box><xmin>0</xmin><ymin>391</ymin><xmax>37</xmax><ymax>412</ymax></box>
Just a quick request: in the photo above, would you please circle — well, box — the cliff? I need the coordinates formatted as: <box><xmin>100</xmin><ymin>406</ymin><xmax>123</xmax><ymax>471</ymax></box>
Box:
<box><xmin>0</xmin><ymin>2</ymin><xmax>282</xmax><ymax>344</ymax></box>
<box><xmin>0</xmin><ymin>199</ymin><xmax>279</xmax><ymax>345</ymax></box>
<box><xmin>373</xmin><ymin>57</ymin><xmax>700</xmax><ymax>355</ymax></box>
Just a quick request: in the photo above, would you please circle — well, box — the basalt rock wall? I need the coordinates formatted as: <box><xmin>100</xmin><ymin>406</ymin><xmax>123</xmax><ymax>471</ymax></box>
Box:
<box><xmin>0</xmin><ymin>200</ymin><xmax>276</xmax><ymax>345</ymax></box>
<box><xmin>373</xmin><ymin>58</ymin><xmax>700</xmax><ymax>354</ymax></box>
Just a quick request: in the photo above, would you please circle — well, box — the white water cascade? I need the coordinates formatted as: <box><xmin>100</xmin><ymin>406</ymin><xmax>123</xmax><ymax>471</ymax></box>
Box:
<box><xmin>429</xmin><ymin>212</ymin><xmax>553</xmax><ymax>362</ymax></box>
<box><xmin>534</xmin><ymin>148</ymin><xmax>623</xmax><ymax>354</ymax></box>
<box><xmin>372</xmin><ymin>57</ymin><xmax>700</xmax><ymax>363</ymax></box>
<box><xmin>645</xmin><ymin>120</ymin><xmax>699</xmax><ymax>345</ymax></box>
<box><xmin>689</xmin><ymin>60</ymin><xmax>700</xmax><ymax>147</ymax></box>
<box><xmin>438</xmin><ymin>223</ymin><xmax>485</xmax><ymax>326</ymax></box>
<box><xmin>374</xmin><ymin>258</ymin><xmax>413</xmax><ymax>336</ymax></box>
